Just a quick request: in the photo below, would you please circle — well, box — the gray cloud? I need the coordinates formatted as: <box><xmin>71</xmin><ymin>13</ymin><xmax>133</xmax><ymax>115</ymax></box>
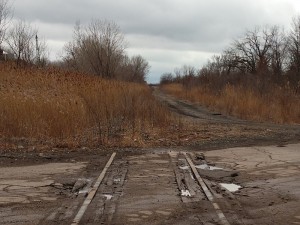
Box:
<box><xmin>12</xmin><ymin>0</ymin><xmax>300</xmax><ymax>82</ymax></box>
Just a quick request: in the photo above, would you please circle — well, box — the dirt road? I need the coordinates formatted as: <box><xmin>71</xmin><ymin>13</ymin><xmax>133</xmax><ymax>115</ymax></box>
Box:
<box><xmin>153</xmin><ymin>87</ymin><xmax>300</xmax><ymax>149</ymax></box>
<box><xmin>0</xmin><ymin>88</ymin><xmax>299</xmax><ymax>225</ymax></box>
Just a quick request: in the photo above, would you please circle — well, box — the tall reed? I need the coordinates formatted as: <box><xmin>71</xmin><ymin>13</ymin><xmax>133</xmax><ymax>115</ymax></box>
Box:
<box><xmin>0</xmin><ymin>63</ymin><xmax>171</xmax><ymax>146</ymax></box>
<box><xmin>162</xmin><ymin>83</ymin><xmax>300</xmax><ymax>124</ymax></box>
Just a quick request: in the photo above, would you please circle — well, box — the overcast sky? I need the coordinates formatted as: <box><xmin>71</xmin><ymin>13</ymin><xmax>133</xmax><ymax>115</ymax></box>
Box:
<box><xmin>12</xmin><ymin>0</ymin><xmax>300</xmax><ymax>83</ymax></box>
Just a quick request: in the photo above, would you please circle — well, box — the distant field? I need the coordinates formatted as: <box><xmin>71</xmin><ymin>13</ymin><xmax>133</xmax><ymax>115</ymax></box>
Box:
<box><xmin>0</xmin><ymin>63</ymin><xmax>171</xmax><ymax>147</ymax></box>
<box><xmin>162</xmin><ymin>83</ymin><xmax>300</xmax><ymax>124</ymax></box>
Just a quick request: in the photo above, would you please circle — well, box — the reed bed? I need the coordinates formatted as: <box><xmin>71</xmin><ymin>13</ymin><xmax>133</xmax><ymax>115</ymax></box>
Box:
<box><xmin>162</xmin><ymin>83</ymin><xmax>300</xmax><ymax>124</ymax></box>
<box><xmin>0</xmin><ymin>63</ymin><xmax>172</xmax><ymax>146</ymax></box>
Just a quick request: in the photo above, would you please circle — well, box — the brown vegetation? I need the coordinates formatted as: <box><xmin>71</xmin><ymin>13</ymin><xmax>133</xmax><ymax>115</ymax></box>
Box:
<box><xmin>162</xmin><ymin>82</ymin><xmax>300</xmax><ymax>124</ymax></box>
<box><xmin>0</xmin><ymin>62</ymin><xmax>171</xmax><ymax>147</ymax></box>
<box><xmin>160</xmin><ymin>18</ymin><xmax>300</xmax><ymax>125</ymax></box>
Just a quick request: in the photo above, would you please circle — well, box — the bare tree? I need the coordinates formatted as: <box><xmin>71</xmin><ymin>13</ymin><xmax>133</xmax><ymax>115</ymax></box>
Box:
<box><xmin>0</xmin><ymin>0</ymin><xmax>12</xmax><ymax>46</ymax></box>
<box><xmin>269</xmin><ymin>26</ymin><xmax>288</xmax><ymax>78</ymax></box>
<box><xmin>127</xmin><ymin>55</ymin><xmax>150</xmax><ymax>83</ymax></box>
<box><xmin>172</xmin><ymin>65</ymin><xmax>198</xmax><ymax>89</ymax></box>
<box><xmin>6</xmin><ymin>20</ymin><xmax>48</xmax><ymax>65</ymax></box>
<box><xmin>287</xmin><ymin>16</ymin><xmax>300</xmax><ymax>74</ymax></box>
<box><xmin>64</xmin><ymin>20</ymin><xmax>127</xmax><ymax>79</ymax></box>
<box><xmin>173</xmin><ymin>65</ymin><xmax>197</xmax><ymax>78</ymax></box>
<box><xmin>115</xmin><ymin>55</ymin><xmax>150</xmax><ymax>83</ymax></box>
<box><xmin>199</xmin><ymin>55</ymin><xmax>233</xmax><ymax>76</ymax></box>
<box><xmin>230</xmin><ymin>26</ymin><xmax>279</xmax><ymax>74</ymax></box>
<box><xmin>160</xmin><ymin>73</ymin><xmax>173</xmax><ymax>84</ymax></box>
<box><xmin>161</xmin><ymin>16</ymin><xmax>300</xmax><ymax>92</ymax></box>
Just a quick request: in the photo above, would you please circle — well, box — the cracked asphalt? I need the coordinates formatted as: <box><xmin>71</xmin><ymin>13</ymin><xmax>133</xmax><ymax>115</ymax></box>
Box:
<box><xmin>204</xmin><ymin>144</ymin><xmax>300</xmax><ymax>224</ymax></box>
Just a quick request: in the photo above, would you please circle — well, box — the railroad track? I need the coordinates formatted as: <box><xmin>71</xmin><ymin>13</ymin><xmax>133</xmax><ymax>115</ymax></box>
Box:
<box><xmin>41</xmin><ymin>151</ymin><xmax>249</xmax><ymax>225</ymax></box>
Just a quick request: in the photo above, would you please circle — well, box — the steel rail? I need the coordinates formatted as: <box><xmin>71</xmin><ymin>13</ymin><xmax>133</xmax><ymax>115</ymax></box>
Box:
<box><xmin>184</xmin><ymin>152</ymin><xmax>231</xmax><ymax>225</ymax></box>
<box><xmin>71</xmin><ymin>152</ymin><xmax>117</xmax><ymax>225</ymax></box>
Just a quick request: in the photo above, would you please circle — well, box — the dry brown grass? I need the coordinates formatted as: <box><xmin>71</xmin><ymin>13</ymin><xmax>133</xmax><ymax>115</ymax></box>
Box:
<box><xmin>162</xmin><ymin>83</ymin><xmax>300</xmax><ymax>124</ymax></box>
<box><xmin>0</xmin><ymin>62</ymin><xmax>172</xmax><ymax>147</ymax></box>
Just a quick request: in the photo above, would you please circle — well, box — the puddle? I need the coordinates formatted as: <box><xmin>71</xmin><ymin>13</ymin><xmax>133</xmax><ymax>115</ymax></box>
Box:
<box><xmin>78</xmin><ymin>187</ymin><xmax>90</xmax><ymax>194</ymax></box>
<box><xmin>181</xmin><ymin>190</ymin><xmax>191</xmax><ymax>197</ymax></box>
<box><xmin>195</xmin><ymin>164</ymin><xmax>223</xmax><ymax>171</ymax></box>
<box><xmin>103</xmin><ymin>194</ymin><xmax>113</xmax><ymax>200</ymax></box>
<box><xmin>190</xmin><ymin>172</ymin><xmax>195</xmax><ymax>180</ymax></box>
<box><xmin>220</xmin><ymin>183</ymin><xmax>242</xmax><ymax>192</ymax></box>
<box><xmin>179</xmin><ymin>166</ymin><xmax>189</xmax><ymax>170</ymax></box>
<box><xmin>114</xmin><ymin>178</ymin><xmax>121</xmax><ymax>183</ymax></box>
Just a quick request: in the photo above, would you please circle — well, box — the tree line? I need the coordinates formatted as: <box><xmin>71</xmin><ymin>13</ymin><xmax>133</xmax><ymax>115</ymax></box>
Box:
<box><xmin>0</xmin><ymin>0</ymin><xmax>149</xmax><ymax>83</ymax></box>
<box><xmin>161</xmin><ymin>16</ymin><xmax>300</xmax><ymax>93</ymax></box>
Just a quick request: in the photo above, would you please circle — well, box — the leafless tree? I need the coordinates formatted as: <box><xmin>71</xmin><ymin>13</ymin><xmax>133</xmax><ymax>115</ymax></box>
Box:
<box><xmin>173</xmin><ymin>65</ymin><xmax>197</xmax><ymax>77</ymax></box>
<box><xmin>64</xmin><ymin>20</ymin><xmax>127</xmax><ymax>79</ymax></box>
<box><xmin>160</xmin><ymin>73</ymin><xmax>173</xmax><ymax>84</ymax></box>
<box><xmin>230</xmin><ymin>26</ymin><xmax>279</xmax><ymax>74</ymax></box>
<box><xmin>161</xmin><ymin>16</ymin><xmax>300</xmax><ymax>92</ymax></box>
<box><xmin>199</xmin><ymin>55</ymin><xmax>233</xmax><ymax>76</ymax></box>
<box><xmin>269</xmin><ymin>26</ymin><xmax>288</xmax><ymax>78</ymax></box>
<box><xmin>118</xmin><ymin>55</ymin><xmax>150</xmax><ymax>83</ymax></box>
<box><xmin>172</xmin><ymin>65</ymin><xmax>198</xmax><ymax>88</ymax></box>
<box><xmin>0</xmin><ymin>0</ymin><xmax>12</xmax><ymax>46</ymax></box>
<box><xmin>130</xmin><ymin>55</ymin><xmax>150</xmax><ymax>83</ymax></box>
<box><xmin>6</xmin><ymin>20</ymin><xmax>48</xmax><ymax>65</ymax></box>
<box><xmin>287</xmin><ymin>16</ymin><xmax>300</xmax><ymax>74</ymax></box>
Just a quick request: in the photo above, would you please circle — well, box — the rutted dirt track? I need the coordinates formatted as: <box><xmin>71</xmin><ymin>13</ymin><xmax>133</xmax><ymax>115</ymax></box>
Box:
<box><xmin>0</xmin><ymin>88</ymin><xmax>300</xmax><ymax>225</ymax></box>
<box><xmin>153</xmin><ymin>87</ymin><xmax>300</xmax><ymax>149</ymax></box>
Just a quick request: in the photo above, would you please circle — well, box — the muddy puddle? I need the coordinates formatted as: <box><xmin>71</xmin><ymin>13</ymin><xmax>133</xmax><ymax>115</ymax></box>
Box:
<box><xmin>195</xmin><ymin>164</ymin><xmax>223</xmax><ymax>170</ymax></box>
